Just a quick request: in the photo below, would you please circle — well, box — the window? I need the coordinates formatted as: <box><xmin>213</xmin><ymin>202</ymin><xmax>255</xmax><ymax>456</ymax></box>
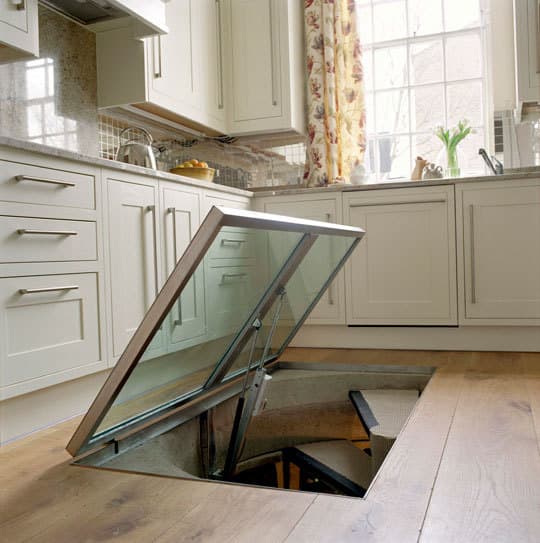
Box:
<box><xmin>357</xmin><ymin>0</ymin><xmax>487</xmax><ymax>180</ymax></box>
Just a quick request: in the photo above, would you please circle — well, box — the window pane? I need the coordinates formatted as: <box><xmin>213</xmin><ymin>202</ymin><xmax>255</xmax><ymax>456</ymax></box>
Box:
<box><xmin>412</xmin><ymin>133</ymin><xmax>443</xmax><ymax>165</ymax></box>
<box><xmin>357</xmin><ymin>3</ymin><xmax>373</xmax><ymax>45</ymax></box>
<box><xmin>363</xmin><ymin>47</ymin><xmax>374</xmax><ymax>92</ymax></box>
<box><xmin>456</xmin><ymin>128</ymin><xmax>485</xmax><ymax>174</ymax></box>
<box><xmin>410</xmin><ymin>39</ymin><xmax>444</xmax><ymax>84</ymax></box>
<box><xmin>410</xmin><ymin>85</ymin><xmax>445</xmax><ymax>133</ymax></box>
<box><xmin>445</xmin><ymin>32</ymin><xmax>483</xmax><ymax>81</ymax></box>
<box><xmin>373</xmin><ymin>0</ymin><xmax>407</xmax><ymax>42</ymax></box>
<box><xmin>408</xmin><ymin>0</ymin><xmax>443</xmax><ymax>37</ymax></box>
<box><xmin>375</xmin><ymin>89</ymin><xmax>409</xmax><ymax>133</ymax></box>
<box><xmin>365</xmin><ymin>92</ymin><xmax>375</xmax><ymax>134</ymax></box>
<box><xmin>447</xmin><ymin>80</ymin><xmax>483</xmax><ymax>127</ymax></box>
<box><xmin>444</xmin><ymin>0</ymin><xmax>481</xmax><ymax>31</ymax></box>
<box><xmin>378</xmin><ymin>135</ymin><xmax>411</xmax><ymax>179</ymax></box>
<box><xmin>374</xmin><ymin>45</ymin><xmax>408</xmax><ymax>89</ymax></box>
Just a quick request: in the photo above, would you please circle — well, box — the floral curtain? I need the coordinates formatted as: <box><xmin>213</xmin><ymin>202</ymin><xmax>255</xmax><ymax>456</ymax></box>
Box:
<box><xmin>304</xmin><ymin>0</ymin><xmax>366</xmax><ymax>186</ymax></box>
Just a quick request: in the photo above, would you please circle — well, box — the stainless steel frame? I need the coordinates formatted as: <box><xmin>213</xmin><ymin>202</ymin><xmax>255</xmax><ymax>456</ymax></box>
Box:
<box><xmin>67</xmin><ymin>206</ymin><xmax>364</xmax><ymax>457</ymax></box>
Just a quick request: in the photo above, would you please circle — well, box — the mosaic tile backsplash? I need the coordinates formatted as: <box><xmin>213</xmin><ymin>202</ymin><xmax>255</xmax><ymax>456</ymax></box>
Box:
<box><xmin>0</xmin><ymin>6</ymin><xmax>306</xmax><ymax>189</ymax></box>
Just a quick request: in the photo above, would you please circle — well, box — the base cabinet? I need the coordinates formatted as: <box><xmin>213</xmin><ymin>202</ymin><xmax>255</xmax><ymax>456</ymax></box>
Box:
<box><xmin>257</xmin><ymin>195</ymin><xmax>347</xmax><ymax>324</ymax></box>
<box><xmin>106</xmin><ymin>174</ymin><xmax>162</xmax><ymax>362</ymax></box>
<box><xmin>344</xmin><ymin>186</ymin><xmax>458</xmax><ymax>326</ymax></box>
<box><xmin>457</xmin><ymin>179</ymin><xmax>540</xmax><ymax>325</ymax></box>
<box><xmin>161</xmin><ymin>183</ymin><xmax>206</xmax><ymax>348</ymax></box>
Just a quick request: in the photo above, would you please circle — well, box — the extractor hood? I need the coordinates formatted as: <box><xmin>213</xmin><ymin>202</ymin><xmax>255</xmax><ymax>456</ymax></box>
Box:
<box><xmin>39</xmin><ymin>0</ymin><xmax>168</xmax><ymax>36</ymax></box>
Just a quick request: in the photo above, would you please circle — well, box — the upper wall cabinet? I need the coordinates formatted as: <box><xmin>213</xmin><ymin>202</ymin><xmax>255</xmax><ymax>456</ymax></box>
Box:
<box><xmin>224</xmin><ymin>0</ymin><xmax>306</xmax><ymax>136</ymax></box>
<box><xmin>97</xmin><ymin>0</ymin><xmax>226</xmax><ymax>134</ymax></box>
<box><xmin>0</xmin><ymin>0</ymin><xmax>39</xmax><ymax>64</ymax></box>
<box><xmin>514</xmin><ymin>0</ymin><xmax>540</xmax><ymax>103</ymax></box>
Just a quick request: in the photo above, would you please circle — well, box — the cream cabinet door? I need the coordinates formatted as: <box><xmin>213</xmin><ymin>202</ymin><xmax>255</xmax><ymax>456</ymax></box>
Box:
<box><xmin>344</xmin><ymin>186</ymin><xmax>457</xmax><ymax>325</ymax></box>
<box><xmin>260</xmin><ymin>197</ymin><xmax>346</xmax><ymax>324</ymax></box>
<box><xmin>147</xmin><ymin>0</ymin><xmax>201</xmax><ymax>122</ymax></box>
<box><xmin>228</xmin><ymin>0</ymin><xmax>282</xmax><ymax>123</ymax></box>
<box><xmin>457</xmin><ymin>180</ymin><xmax>540</xmax><ymax>324</ymax></box>
<box><xmin>0</xmin><ymin>0</ymin><xmax>38</xmax><ymax>63</ymax></box>
<box><xmin>161</xmin><ymin>184</ymin><xmax>206</xmax><ymax>347</ymax></box>
<box><xmin>106</xmin><ymin>177</ymin><xmax>162</xmax><ymax>361</ymax></box>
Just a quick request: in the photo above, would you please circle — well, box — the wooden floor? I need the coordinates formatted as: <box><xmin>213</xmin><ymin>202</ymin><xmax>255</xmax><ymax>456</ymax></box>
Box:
<box><xmin>1</xmin><ymin>349</ymin><xmax>540</xmax><ymax>542</ymax></box>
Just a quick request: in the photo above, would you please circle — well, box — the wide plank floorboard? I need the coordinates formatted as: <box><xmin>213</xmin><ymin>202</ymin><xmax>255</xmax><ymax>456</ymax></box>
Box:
<box><xmin>420</xmin><ymin>355</ymin><xmax>540</xmax><ymax>542</ymax></box>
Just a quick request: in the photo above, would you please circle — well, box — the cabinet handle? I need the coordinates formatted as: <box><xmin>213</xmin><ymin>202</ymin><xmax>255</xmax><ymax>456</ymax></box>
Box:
<box><xmin>15</xmin><ymin>175</ymin><xmax>75</xmax><ymax>187</ymax></box>
<box><xmin>19</xmin><ymin>285</ymin><xmax>79</xmax><ymax>295</ymax></box>
<box><xmin>153</xmin><ymin>35</ymin><xmax>162</xmax><ymax>78</ymax></box>
<box><xmin>349</xmin><ymin>199</ymin><xmax>446</xmax><ymax>208</ymax></box>
<box><xmin>145</xmin><ymin>205</ymin><xmax>159</xmax><ymax>307</ymax></box>
<box><xmin>269</xmin><ymin>0</ymin><xmax>278</xmax><ymax>106</ymax></box>
<box><xmin>11</xmin><ymin>0</ymin><xmax>25</xmax><ymax>10</ymax></box>
<box><xmin>221</xmin><ymin>238</ymin><xmax>246</xmax><ymax>245</ymax></box>
<box><xmin>17</xmin><ymin>229</ymin><xmax>78</xmax><ymax>236</ymax></box>
<box><xmin>469</xmin><ymin>205</ymin><xmax>477</xmax><ymax>304</ymax></box>
<box><xmin>216</xmin><ymin>0</ymin><xmax>224</xmax><ymax>109</ymax></box>
<box><xmin>221</xmin><ymin>272</ymin><xmax>248</xmax><ymax>283</ymax></box>
<box><xmin>168</xmin><ymin>206</ymin><xmax>183</xmax><ymax>326</ymax></box>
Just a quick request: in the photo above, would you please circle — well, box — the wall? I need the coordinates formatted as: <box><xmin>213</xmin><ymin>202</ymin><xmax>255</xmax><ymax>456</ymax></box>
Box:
<box><xmin>0</xmin><ymin>6</ymin><xmax>99</xmax><ymax>155</ymax></box>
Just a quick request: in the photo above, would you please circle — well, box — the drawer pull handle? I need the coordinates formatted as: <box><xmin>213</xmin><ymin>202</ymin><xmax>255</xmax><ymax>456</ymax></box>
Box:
<box><xmin>221</xmin><ymin>239</ymin><xmax>246</xmax><ymax>245</ymax></box>
<box><xmin>19</xmin><ymin>285</ymin><xmax>79</xmax><ymax>295</ymax></box>
<box><xmin>17</xmin><ymin>229</ymin><xmax>78</xmax><ymax>236</ymax></box>
<box><xmin>349</xmin><ymin>199</ymin><xmax>446</xmax><ymax>208</ymax></box>
<box><xmin>221</xmin><ymin>273</ymin><xmax>248</xmax><ymax>284</ymax></box>
<box><xmin>15</xmin><ymin>175</ymin><xmax>76</xmax><ymax>187</ymax></box>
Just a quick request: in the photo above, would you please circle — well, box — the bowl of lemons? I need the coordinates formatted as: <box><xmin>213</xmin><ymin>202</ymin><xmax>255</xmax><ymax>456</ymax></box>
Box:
<box><xmin>170</xmin><ymin>159</ymin><xmax>215</xmax><ymax>182</ymax></box>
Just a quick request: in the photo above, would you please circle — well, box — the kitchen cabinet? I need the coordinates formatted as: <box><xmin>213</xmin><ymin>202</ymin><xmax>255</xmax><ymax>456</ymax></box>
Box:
<box><xmin>96</xmin><ymin>0</ymin><xmax>226</xmax><ymax>134</ymax></box>
<box><xmin>0</xmin><ymin>0</ymin><xmax>39</xmax><ymax>64</ymax></box>
<box><xmin>256</xmin><ymin>195</ymin><xmax>347</xmax><ymax>324</ymax></box>
<box><xmin>514</xmin><ymin>0</ymin><xmax>540</xmax><ymax>103</ymax></box>
<box><xmin>105</xmin><ymin>173</ymin><xmax>163</xmax><ymax>363</ymax></box>
<box><xmin>224</xmin><ymin>0</ymin><xmax>305</xmax><ymax>136</ymax></box>
<box><xmin>160</xmin><ymin>183</ymin><xmax>207</xmax><ymax>348</ymax></box>
<box><xmin>0</xmin><ymin>146</ymin><xmax>106</xmax><ymax>400</ymax></box>
<box><xmin>344</xmin><ymin>186</ymin><xmax>457</xmax><ymax>326</ymax></box>
<box><xmin>456</xmin><ymin>179</ymin><xmax>540</xmax><ymax>325</ymax></box>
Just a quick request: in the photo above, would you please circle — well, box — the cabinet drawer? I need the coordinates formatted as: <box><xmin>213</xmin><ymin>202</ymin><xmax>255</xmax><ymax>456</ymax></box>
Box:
<box><xmin>206</xmin><ymin>261</ymin><xmax>258</xmax><ymax>336</ymax></box>
<box><xmin>0</xmin><ymin>160</ymin><xmax>96</xmax><ymax>210</ymax></box>
<box><xmin>208</xmin><ymin>229</ymin><xmax>258</xmax><ymax>260</ymax></box>
<box><xmin>0</xmin><ymin>273</ymin><xmax>101</xmax><ymax>386</ymax></box>
<box><xmin>0</xmin><ymin>216</ymin><xmax>97</xmax><ymax>263</ymax></box>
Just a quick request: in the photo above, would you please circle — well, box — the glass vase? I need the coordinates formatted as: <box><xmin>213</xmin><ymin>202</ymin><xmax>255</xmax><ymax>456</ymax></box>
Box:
<box><xmin>445</xmin><ymin>147</ymin><xmax>460</xmax><ymax>178</ymax></box>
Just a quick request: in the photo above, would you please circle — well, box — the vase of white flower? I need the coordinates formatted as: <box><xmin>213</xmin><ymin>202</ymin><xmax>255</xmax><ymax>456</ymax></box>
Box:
<box><xmin>435</xmin><ymin>120</ymin><xmax>472</xmax><ymax>178</ymax></box>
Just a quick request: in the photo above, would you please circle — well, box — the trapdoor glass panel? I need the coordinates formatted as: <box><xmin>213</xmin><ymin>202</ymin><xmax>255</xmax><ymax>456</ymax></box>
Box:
<box><xmin>68</xmin><ymin>207</ymin><xmax>364</xmax><ymax>456</ymax></box>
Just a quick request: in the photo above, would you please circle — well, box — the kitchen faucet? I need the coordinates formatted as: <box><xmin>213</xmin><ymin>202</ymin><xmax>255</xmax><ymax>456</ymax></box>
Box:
<box><xmin>479</xmin><ymin>148</ymin><xmax>504</xmax><ymax>175</ymax></box>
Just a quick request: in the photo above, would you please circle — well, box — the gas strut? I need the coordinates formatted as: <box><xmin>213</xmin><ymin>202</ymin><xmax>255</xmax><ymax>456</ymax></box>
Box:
<box><xmin>223</xmin><ymin>288</ymin><xmax>286</xmax><ymax>479</ymax></box>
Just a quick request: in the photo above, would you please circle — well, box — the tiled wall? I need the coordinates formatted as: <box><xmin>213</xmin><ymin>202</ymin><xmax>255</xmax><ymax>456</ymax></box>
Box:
<box><xmin>0</xmin><ymin>6</ymin><xmax>306</xmax><ymax>189</ymax></box>
<box><xmin>99</xmin><ymin>112</ymin><xmax>306</xmax><ymax>190</ymax></box>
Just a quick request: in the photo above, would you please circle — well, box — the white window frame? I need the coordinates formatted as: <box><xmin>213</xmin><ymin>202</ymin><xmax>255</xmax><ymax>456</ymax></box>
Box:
<box><xmin>359</xmin><ymin>0</ymin><xmax>491</xmax><ymax>180</ymax></box>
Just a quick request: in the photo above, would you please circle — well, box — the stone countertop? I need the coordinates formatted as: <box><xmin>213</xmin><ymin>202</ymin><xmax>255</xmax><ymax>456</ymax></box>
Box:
<box><xmin>3</xmin><ymin>135</ymin><xmax>539</xmax><ymax>200</ymax></box>
<box><xmin>251</xmin><ymin>168</ymin><xmax>540</xmax><ymax>197</ymax></box>
<box><xmin>0</xmin><ymin>136</ymin><xmax>253</xmax><ymax>199</ymax></box>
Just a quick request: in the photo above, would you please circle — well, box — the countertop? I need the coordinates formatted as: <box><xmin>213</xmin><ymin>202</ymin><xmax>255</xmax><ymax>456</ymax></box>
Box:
<box><xmin>1</xmin><ymin>348</ymin><xmax>539</xmax><ymax>542</ymax></box>
<box><xmin>0</xmin><ymin>136</ymin><xmax>253</xmax><ymax>199</ymax></box>
<box><xmin>2</xmin><ymin>135</ymin><xmax>539</xmax><ymax>200</ymax></box>
<box><xmin>253</xmin><ymin>167</ymin><xmax>540</xmax><ymax>197</ymax></box>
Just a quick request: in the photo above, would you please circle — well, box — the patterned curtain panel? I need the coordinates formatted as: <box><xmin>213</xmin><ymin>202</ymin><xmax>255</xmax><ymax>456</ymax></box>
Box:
<box><xmin>304</xmin><ymin>0</ymin><xmax>366</xmax><ymax>186</ymax></box>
